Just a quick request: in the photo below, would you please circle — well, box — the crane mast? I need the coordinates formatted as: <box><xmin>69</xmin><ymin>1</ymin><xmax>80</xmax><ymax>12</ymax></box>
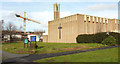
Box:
<box><xmin>23</xmin><ymin>12</ymin><xmax>26</xmax><ymax>32</ymax></box>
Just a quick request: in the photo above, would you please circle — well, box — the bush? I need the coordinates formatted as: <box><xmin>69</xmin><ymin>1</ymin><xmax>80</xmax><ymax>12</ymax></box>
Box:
<box><xmin>76</xmin><ymin>34</ymin><xmax>94</xmax><ymax>43</ymax></box>
<box><xmin>76</xmin><ymin>32</ymin><xmax>109</xmax><ymax>43</ymax></box>
<box><xmin>76</xmin><ymin>32</ymin><xmax>120</xmax><ymax>44</ymax></box>
<box><xmin>93</xmin><ymin>32</ymin><xmax>108</xmax><ymax>43</ymax></box>
<box><xmin>102</xmin><ymin>35</ymin><xmax>116</xmax><ymax>46</ymax></box>
<box><xmin>109</xmin><ymin>32</ymin><xmax>120</xmax><ymax>45</ymax></box>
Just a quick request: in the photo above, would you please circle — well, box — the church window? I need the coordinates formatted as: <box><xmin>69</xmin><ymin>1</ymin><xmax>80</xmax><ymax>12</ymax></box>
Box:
<box><xmin>100</xmin><ymin>18</ymin><xmax>101</xmax><ymax>23</ymax></box>
<box><xmin>96</xmin><ymin>17</ymin><xmax>98</xmax><ymax>23</ymax></box>
<box><xmin>103</xmin><ymin>18</ymin><xmax>105</xmax><ymax>24</ymax></box>
<box><xmin>84</xmin><ymin>15</ymin><xmax>86</xmax><ymax>22</ymax></box>
<box><xmin>88</xmin><ymin>16</ymin><xmax>90</xmax><ymax>22</ymax></box>
<box><xmin>93</xmin><ymin>16</ymin><xmax>94</xmax><ymax>23</ymax></box>
<box><xmin>87</xmin><ymin>17</ymin><xmax>89</xmax><ymax>22</ymax></box>
<box><xmin>106</xmin><ymin>19</ymin><xmax>108</xmax><ymax>24</ymax></box>
<box><xmin>58</xmin><ymin>23</ymin><xmax>62</xmax><ymax>39</ymax></box>
<box><xmin>59</xmin><ymin>29</ymin><xmax>61</xmax><ymax>39</ymax></box>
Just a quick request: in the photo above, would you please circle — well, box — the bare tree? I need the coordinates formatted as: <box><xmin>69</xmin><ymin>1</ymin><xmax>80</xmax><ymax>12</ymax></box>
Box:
<box><xmin>0</xmin><ymin>20</ymin><xmax>3</xmax><ymax>41</ymax></box>
<box><xmin>34</xmin><ymin>30</ymin><xmax>45</xmax><ymax>42</ymax></box>
<box><xmin>1</xmin><ymin>20</ymin><xmax>4</xmax><ymax>30</ymax></box>
<box><xmin>6</xmin><ymin>22</ymin><xmax>16</xmax><ymax>31</ymax></box>
<box><xmin>6</xmin><ymin>22</ymin><xmax>17</xmax><ymax>43</ymax></box>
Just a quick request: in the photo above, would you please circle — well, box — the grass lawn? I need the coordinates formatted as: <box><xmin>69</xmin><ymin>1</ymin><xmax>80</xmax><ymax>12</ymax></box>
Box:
<box><xmin>34</xmin><ymin>47</ymin><xmax>118</xmax><ymax>62</ymax></box>
<box><xmin>2</xmin><ymin>42</ymin><xmax>107</xmax><ymax>54</ymax></box>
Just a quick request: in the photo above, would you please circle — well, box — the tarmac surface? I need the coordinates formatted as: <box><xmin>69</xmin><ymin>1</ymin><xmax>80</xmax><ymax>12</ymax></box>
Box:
<box><xmin>1</xmin><ymin>46</ymin><xmax>118</xmax><ymax>63</ymax></box>
<box><xmin>2</xmin><ymin>50</ymin><xmax>29</xmax><ymax>63</ymax></box>
<box><xmin>0</xmin><ymin>49</ymin><xmax>2</xmax><ymax>63</ymax></box>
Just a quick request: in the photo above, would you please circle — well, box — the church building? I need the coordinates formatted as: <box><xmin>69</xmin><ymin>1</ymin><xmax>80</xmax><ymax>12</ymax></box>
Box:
<box><xmin>43</xmin><ymin>3</ymin><xmax>119</xmax><ymax>43</ymax></box>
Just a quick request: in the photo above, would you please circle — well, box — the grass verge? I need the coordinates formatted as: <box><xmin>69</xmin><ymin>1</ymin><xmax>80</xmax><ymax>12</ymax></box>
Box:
<box><xmin>2</xmin><ymin>42</ymin><xmax>107</xmax><ymax>54</ymax></box>
<box><xmin>34</xmin><ymin>47</ymin><xmax>118</xmax><ymax>62</ymax></box>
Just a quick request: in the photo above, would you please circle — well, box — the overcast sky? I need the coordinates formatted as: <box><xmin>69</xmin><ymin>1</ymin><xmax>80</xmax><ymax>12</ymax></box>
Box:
<box><xmin>0</xmin><ymin>0</ymin><xmax>119</xmax><ymax>35</ymax></box>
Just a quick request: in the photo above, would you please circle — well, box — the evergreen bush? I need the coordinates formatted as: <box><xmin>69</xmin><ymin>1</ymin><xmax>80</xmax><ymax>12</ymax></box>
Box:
<box><xmin>76</xmin><ymin>32</ymin><xmax>120</xmax><ymax>44</ymax></box>
<box><xmin>102</xmin><ymin>35</ymin><xmax>116</xmax><ymax>46</ymax></box>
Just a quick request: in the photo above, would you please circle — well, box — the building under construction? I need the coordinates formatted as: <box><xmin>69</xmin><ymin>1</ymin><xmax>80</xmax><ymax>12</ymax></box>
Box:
<box><xmin>2</xmin><ymin>30</ymin><xmax>45</xmax><ymax>43</ymax></box>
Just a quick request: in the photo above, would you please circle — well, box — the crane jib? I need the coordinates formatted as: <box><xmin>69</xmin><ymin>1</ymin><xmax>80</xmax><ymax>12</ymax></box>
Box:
<box><xmin>15</xmin><ymin>12</ymin><xmax>40</xmax><ymax>33</ymax></box>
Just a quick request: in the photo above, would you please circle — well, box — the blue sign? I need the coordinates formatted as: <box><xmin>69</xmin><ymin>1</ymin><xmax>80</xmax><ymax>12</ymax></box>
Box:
<box><xmin>30</xmin><ymin>36</ymin><xmax>36</xmax><ymax>42</ymax></box>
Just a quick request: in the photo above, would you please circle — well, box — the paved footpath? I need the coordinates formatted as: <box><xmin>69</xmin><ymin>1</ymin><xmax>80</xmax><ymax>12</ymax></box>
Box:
<box><xmin>2</xmin><ymin>46</ymin><xmax>118</xmax><ymax>63</ymax></box>
<box><xmin>2</xmin><ymin>50</ymin><xmax>29</xmax><ymax>62</ymax></box>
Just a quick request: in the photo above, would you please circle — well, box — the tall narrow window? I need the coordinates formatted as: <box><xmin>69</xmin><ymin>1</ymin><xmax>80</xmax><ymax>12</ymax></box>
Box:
<box><xmin>87</xmin><ymin>17</ymin><xmax>89</xmax><ymax>22</ymax></box>
<box><xmin>106</xmin><ymin>19</ymin><xmax>108</xmax><ymax>24</ymax></box>
<box><xmin>103</xmin><ymin>18</ymin><xmax>105</xmax><ymax>24</ymax></box>
<box><xmin>93</xmin><ymin>16</ymin><xmax>94</xmax><ymax>23</ymax></box>
<box><xmin>84</xmin><ymin>15</ymin><xmax>86</xmax><ymax>22</ymax></box>
<box><xmin>96</xmin><ymin>17</ymin><xmax>98</xmax><ymax>23</ymax></box>
<box><xmin>100</xmin><ymin>18</ymin><xmax>101</xmax><ymax>23</ymax></box>
<box><xmin>58</xmin><ymin>23</ymin><xmax>62</xmax><ymax>39</ymax></box>
<box><xmin>59</xmin><ymin>29</ymin><xmax>61</xmax><ymax>39</ymax></box>
<box><xmin>88</xmin><ymin>16</ymin><xmax>90</xmax><ymax>22</ymax></box>
<box><xmin>87</xmin><ymin>16</ymin><xmax>90</xmax><ymax>22</ymax></box>
<box><xmin>115</xmin><ymin>19</ymin><xmax>116</xmax><ymax>30</ymax></box>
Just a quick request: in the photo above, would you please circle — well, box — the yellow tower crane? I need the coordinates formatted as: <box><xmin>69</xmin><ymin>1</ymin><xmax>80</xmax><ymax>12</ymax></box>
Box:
<box><xmin>15</xmin><ymin>12</ymin><xmax>40</xmax><ymax>33</ymax></box>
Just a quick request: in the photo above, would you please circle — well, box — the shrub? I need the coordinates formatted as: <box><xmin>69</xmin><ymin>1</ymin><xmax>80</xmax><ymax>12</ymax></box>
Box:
<box><xmin>109</xmin><ymin>32</ymin><xmax>120</xmax><ymax>45</ymax></box>
<box><xmin>76</xmin><ymin>32</ymin><xmax>109</xmax><ymax>43</ymax></box>
<box><xmin>93</xmin><ymin>32</ymin><xmax>108</xmax><ymax>43</ymax></box>
<box><xmin>76</xmin><ymin>34</ymin><xmax>94</xmax><ymax>43</ymax></box>
<box><xmin>102</xmin><ymin>35</ymin><xmax>116</xmax><ymax>46</ymax></box>
<box><xmin>76</xmin><ymin>32</ymin><xmax>120</xmax><ymax>44</ymax></box>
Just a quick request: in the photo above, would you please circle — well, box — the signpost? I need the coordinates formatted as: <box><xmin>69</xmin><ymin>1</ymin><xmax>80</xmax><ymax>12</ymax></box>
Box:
<box><xmin>30</xmin><ymin>36</ymin><xmax>38</xmax><ymax>48</ymax></box>
<box><xmin>24</xmin><ymin>36</ymin><xmax>38</xmax><ymax>48</ymax></box>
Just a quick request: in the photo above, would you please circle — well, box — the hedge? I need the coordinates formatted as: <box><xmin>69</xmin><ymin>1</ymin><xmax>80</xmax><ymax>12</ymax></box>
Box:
<box><xmin>76</xmin><ymin>32</ymin><xmax>120</xmax><ymax>44</ymax></box>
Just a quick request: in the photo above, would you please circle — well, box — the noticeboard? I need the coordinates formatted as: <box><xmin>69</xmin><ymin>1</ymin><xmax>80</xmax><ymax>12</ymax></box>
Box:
<box><xmin>30</xmin><ymin>36</ymin><xmax>36</xmax><ymax>42</ymax></box>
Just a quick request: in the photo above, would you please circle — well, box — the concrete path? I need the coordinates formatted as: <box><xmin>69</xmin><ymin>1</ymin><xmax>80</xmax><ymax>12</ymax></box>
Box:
<box><xmin>2</xmin><ymin>46</ymin><xmax>118</xmax><ymax>63</ymax></box>
<box><xmin>2</xmin><ymin>50</ymin><xmax>29</xmax><ymax>62</ymax></box>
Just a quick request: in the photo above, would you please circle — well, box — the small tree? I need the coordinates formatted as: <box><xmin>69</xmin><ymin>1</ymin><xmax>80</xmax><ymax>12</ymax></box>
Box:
<box><xmin>102</xmin><ymin>35</ymin><xmax>116</xmax><ymax>46</ymax></box>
